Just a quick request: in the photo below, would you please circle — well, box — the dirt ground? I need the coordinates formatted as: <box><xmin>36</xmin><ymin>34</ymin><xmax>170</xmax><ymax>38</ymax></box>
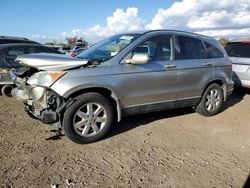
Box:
<box><xmin>0</xmin><ymin>88</ymin><xmax>250</xmax><ymax>188</ymax></box>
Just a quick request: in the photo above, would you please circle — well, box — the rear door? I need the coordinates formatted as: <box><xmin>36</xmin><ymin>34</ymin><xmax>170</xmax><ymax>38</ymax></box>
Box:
<box><xmin>176</xmin><ymin>35</ymin><xmax>213</xmax><ymax>107</ymax></box>
<box><xmin>122</xmin><ymin>35</ymin><xmax>179</xmax><ymax>113</ymax></box>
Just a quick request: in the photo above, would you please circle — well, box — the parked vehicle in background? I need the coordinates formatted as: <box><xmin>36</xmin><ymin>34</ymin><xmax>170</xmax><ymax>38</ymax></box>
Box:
<box><xmin>44</xmin><ymin>45</ymin><xmax>61</xmax><ymax>52</ymax></box>
<box><xmin>0</xmin><ymin>36</ymin><xmax>39</xmax><ymax>44</ymax></box>
<box><xmin>70</xmin><ymin>46</ymin><xmax>82</xmax><ymax>51</ymax></box>
<box><xmin>225</xmin><ymin>41</ymin><xmax>250</xmax><ymax>88</ymax></box>
<box><xmin>0</xmin><ymin>43</ymin><xmax>61</xmax><ymax>67</ymax></box>
<box><xmin>11</xmin><ymin>30</ymin><xmax>233</xmax><ymax>144</ymax></box>
<box><xmin>68</xmin><ymin>48</ymin><xmax>87</xmax><ymax>57</ymax></box>
<box><xmin>0</xmin><ymin>43</ymin><xmax>61</xmax><ymax>96</ymax></box>
<box><xmin>58</xmin><ymin>46</ymin><xmax>71</xmax><ymax>54</ymax></box>
<box><xmin>0</xmin><ymin>56</ymin><xmax>18</xmax><ymax>96</ymax></box>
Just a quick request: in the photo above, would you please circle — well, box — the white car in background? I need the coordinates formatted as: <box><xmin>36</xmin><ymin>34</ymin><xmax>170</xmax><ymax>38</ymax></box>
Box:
<box><xmin>225</xmin><ymin>41</ymin><xmax>250</xmax><ymax>88</ymax></box>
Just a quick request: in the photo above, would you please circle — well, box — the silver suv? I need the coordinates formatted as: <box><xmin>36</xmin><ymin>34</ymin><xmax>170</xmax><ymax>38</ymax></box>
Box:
<box><xmin>11</xmin><ymin>30</ymin><xmax>234</xmax><ymax>144</ymax></box>
<box><xmin>225</xmin><ymin>41</ymin><xmax>250</xmax><ymax>88</ymax></box>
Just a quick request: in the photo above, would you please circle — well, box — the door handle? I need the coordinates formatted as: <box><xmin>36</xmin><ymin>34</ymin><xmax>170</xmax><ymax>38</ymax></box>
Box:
<box><xmin>202</xmin><ymin>62</ymin><xmax>212</xmax><ymax>67</ymax></box>
<box><xmin>165</xmin><ymin>64</ymin><xmax>177</xmax><ymax>69</ymax></box>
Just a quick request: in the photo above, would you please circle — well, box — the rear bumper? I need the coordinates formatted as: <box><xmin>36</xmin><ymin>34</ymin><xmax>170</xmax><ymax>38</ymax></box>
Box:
<box><xmin>226</xmin><ymin>81</ymin><xmax>234</xmax><ymax>98</ymax></box>
<box><xmin>233</xmin><ymin>71</ymin><xmax>250</xmax><ymax>88</ymax></box>
<box><xmin>233</xmin><ymin>78</ymin><xmax>250</xmax><ymax>88</ymax></box>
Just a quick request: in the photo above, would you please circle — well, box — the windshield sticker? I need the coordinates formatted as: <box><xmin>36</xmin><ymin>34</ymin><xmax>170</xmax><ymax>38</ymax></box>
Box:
<box><xmin>119</xmin><ymin>35</ymin><xmax>134</xmax><ymax>41</ymax></box>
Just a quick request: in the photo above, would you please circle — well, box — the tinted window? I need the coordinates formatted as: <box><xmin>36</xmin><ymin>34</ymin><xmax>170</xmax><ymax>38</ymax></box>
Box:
<box><xmin>177</xmin><ymin>36</ymin><xmax>207</xmax><ymax>60</ymax></box>
<box><xmin>36</xmin><ymin>46</ymin><xmax>58</xmax><ymax>53</ymax></box>
<box><xmin>204</xmin><ymin>42</ymin><xmax>224</xmax><ymax>58</ymax></box>
<box><xmin>28</xmin><ymin>47</ymin><xmax>36</xmax><ymax>54</ymax></box>
<box><xmin>225</xmin><ymin>43</ymin><xmax>250</xmax><ymax>58</ymax></box>
<box><xmin>133</xmin><ymin>35</ymin><xmax>173</xmax><ymax>61</ymax></box>
<box><xmin>7</xmin><ymin>47</ymin><xmax>26</xmax><ymax>56</ymax></box>
<box><xmin>0</xmin><ymin>56</ymin><xmax>10</xmax><ymax>69</ymax></box>
<box><xmin>0</xmin><ymin>56</ymin><xmax>21</xmax><ymax>69</ymax></box>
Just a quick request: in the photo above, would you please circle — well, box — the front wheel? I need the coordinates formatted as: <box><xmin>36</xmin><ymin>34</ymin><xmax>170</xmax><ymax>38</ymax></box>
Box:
<box><xmin>1</xmin><ymin>85</ymin><xmax>14</xmax><ymax>97</ymax></box>
<box><xmin>63</xmin><ymin>92</ymin><xmax>114</xmax><ymax>144</ymax></box>
<box><xmin>196</xmin><ymin>83</ymin><xmax>223</xmax><ymax>116</ymax></box>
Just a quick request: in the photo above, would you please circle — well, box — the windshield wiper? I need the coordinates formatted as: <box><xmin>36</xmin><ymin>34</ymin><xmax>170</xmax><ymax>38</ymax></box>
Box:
<box><xmin>87</xmin><ymin>58</ymin><xmax>105</xmax><ymax>66</ymax></box>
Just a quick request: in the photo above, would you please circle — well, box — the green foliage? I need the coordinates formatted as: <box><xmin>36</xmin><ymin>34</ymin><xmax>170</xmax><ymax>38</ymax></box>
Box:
<box><xmin>218</xmin><ymin>38</ymin><xmax>229</xmax><ymax>47</ymax></box>
<box><xmin>66</xmin><ymin>37</ymin><xmax>88</xmax><ymax>47</ymax></box>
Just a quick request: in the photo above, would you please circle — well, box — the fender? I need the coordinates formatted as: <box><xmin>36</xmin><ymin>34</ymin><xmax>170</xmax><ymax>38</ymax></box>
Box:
<box><xmin>59</xmin><ymin>85</ymin><xmax>122</xmax><ymax>122</ymax></box>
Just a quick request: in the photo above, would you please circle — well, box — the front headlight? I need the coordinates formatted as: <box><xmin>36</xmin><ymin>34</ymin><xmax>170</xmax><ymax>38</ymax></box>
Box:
<box><xmin>27</xmin><ymin>71</ymin><xmax>66</xmax><ymax>87</ymax></box>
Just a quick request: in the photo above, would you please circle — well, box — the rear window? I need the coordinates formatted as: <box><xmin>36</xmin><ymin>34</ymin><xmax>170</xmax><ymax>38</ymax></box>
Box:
<box><xmin>225</xmin><ymin>43</ymin><xmax>250</xmax><ymax>58</ymax></box>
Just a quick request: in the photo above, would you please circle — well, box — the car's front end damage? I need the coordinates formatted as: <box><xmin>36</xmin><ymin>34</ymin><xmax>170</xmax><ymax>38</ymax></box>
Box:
<box><xmin>11</xmin><ymin>53</ymin><xmax>88</xmax><ymax>130</ymax></box>
<box><xmin>12</xmin><ymin>73</ymin><xmax>65</xmax><ymax>129</ymax></box>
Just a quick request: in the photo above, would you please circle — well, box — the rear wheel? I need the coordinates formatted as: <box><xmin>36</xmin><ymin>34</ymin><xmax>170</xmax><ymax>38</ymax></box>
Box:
<box><xmin>63</xmin><ymin>92</ymin><xmax>114</xmax><ymax>144</ymax></box>
<box><xmin>1</xmin><ymin>85</ymin><xmax>14</xmax><ymax>97</ymax></box>
<box><xmin>196</xmin><ymin>83</ymin><xmax>223</xmax><ymax>116</ymax></box>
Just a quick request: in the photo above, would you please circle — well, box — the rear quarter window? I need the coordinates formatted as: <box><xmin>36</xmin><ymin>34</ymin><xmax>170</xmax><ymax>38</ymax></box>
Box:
<box><xmin>204</xmin><ymin>42</ymin><xmax>224</xmax><ymax>58</ymax></box>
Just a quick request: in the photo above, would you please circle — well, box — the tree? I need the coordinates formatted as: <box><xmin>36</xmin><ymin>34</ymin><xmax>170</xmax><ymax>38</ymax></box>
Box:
<box><xmin>218</xmin><ymin>38</ymin><xmax>229</xmax><ymax>47</ymax></box>
<box><xmin>44</xmin><ymin>42</ymin><xmax>54</xmax><ymax>46</ymax></box>
<box><xmin>66</xmin><ymin>36</ymin><xmax>77</xmax><ymax>46</ymax></box>
<box><xmin>66</xmin><ymin>36</ymin><xmax>88</xmax><ymax>47</ymax></box>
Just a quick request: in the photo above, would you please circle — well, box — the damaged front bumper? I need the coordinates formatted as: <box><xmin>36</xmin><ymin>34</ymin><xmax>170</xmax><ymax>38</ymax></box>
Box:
<box><xmin>11</xmin><ymin>78</ymin><xmax>68</xmax><ymax>130</ymax></box>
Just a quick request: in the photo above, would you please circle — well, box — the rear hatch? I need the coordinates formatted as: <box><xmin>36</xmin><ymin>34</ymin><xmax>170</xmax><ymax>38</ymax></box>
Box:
<box><xmin>225</xmin><ymin>42</ymin><xmax>250</xmax><ymax>79</ymax></box>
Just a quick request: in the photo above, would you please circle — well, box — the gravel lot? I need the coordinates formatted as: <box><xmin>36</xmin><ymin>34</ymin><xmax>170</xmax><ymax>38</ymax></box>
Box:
<box><xmin>0</xmin><ymin>88</ymin><xmax>250</xmax><ymax>188</ymax></box>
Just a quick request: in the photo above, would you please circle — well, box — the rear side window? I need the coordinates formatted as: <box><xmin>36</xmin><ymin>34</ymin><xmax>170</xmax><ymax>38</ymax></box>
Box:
<box><xmin>177</xmin><ymin>36</ymin><xmax>207</xmax><ymax>60</ymax></box>
<box><xmin>7</xmin><ymin>47</ymin><xmax>26</xmax><ymax>56</ymax></box>
<box><xmin>204</xmin><ymin>42</ymin><xmax>224</xmax><ymax>58</ymax></box>
<box><xmin>225</xmin><ymin>43</ymin><xmax>250</xmax><ymax>58</ymax></box>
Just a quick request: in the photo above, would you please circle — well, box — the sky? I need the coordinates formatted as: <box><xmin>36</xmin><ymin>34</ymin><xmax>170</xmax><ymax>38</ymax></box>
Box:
<box><xmin>0</xmin><ymin>0</ymin><xmax>250</xmax><ymax>44</ymax></box>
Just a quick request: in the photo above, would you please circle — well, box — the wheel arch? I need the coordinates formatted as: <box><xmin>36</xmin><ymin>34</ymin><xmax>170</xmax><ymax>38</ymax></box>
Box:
<box><xmin>202</xmin><ymin>78</ymin><xmax>227</xmax><ymax>101</ymax></box>
<box><xmin>64</xmin><ymin>86</ymin><xmax>122</xmax><ymax>122</ymax></box>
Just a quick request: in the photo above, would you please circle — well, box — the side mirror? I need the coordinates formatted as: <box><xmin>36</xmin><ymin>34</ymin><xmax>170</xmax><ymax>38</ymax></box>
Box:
<box><xmin>126</xmin><ymin>54</ymin><xmax>149</xmax><ymax>64</ymax></box>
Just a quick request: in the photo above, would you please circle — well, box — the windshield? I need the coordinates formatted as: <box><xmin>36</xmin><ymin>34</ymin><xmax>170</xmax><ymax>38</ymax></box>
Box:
<box><xmin>76</xmin><ymin>34</ymin><xmax>140</xmax><ymax>61</ymax></box>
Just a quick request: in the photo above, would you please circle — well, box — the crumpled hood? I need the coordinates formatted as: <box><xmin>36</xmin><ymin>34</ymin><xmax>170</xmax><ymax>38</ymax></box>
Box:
<box><xmin>16</xmin><ymin>53</ymin><xmax>88</xmax><ymax>71</ymax></box>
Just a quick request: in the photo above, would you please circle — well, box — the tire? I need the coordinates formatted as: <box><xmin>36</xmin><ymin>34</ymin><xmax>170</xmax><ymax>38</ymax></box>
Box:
<box><xmin>1</xmin><ymin>85</ymin><xmax>14</xmax><ymax>97</ymax></box>
<box><xmin>196</xmin><ymin>83</ymin><xmax>223</xmax><ymax>116</ymax></box>
<box><xmin>63</xmin><ymin>92</ymin><xmax>114</xmax><ymax>144</ymax></box>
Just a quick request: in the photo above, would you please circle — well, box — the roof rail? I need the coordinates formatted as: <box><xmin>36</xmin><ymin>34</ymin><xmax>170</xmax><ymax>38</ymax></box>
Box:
<box><xmin>142</xmin><ymin>29</ymin><xmax>214</xmax><ymax>39</ymax></box>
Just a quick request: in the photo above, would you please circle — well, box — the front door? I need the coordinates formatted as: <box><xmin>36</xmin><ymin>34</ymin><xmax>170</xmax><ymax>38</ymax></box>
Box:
<box><xmin>122</xmin><ymin>35</ymin><xmax>179</xmax><ymax>114</ymax></box>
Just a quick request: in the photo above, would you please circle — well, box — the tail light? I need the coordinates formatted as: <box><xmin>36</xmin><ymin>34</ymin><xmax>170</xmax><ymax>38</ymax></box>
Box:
<box><xmin>71</xmin><ymin>52</ymin><xmax>77</xmax><ymax>57</ymax></box>
<box><xmin>242</xmin><ymin>41</ymin><xmax>250</xmax><ymax>44</ymax></box>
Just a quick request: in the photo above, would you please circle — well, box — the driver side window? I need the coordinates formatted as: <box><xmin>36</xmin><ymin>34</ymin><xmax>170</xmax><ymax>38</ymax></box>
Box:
<box><xmin>132</xmin><ymin>35</ymin><xmax>173</xmax><ymax>61</ymax></box>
